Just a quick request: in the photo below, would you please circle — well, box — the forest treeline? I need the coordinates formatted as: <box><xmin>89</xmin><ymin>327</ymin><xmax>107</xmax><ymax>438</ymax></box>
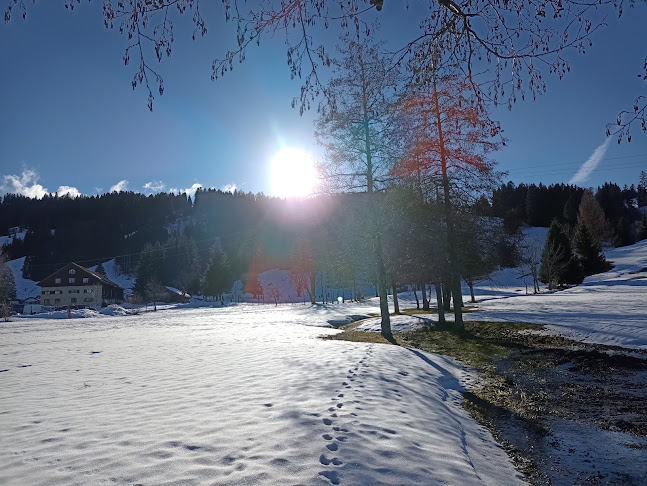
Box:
<box><xmin>1</xmin><ymin>175</ymin><xmax>646</xmax><ymax>300</ymax></box>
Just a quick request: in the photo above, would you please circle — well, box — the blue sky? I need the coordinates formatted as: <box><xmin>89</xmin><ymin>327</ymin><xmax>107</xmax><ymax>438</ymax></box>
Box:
<box><xmin>1</xmin><ymin>2</ymin><xmax>645</xmax><ymax>199</ymax></box>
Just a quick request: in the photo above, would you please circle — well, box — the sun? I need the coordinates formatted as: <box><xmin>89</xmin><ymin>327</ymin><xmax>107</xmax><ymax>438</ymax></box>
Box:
<box><xmin>270</xmin><ymin>147</ymin><xmax>318</xmax><ymax>198</ymax></box>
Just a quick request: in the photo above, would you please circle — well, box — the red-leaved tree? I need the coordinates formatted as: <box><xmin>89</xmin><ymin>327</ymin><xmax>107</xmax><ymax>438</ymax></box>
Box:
<box><xmin>393</xmin><ymin>74</ymin><xmax>504</xmax><ymax>329</ymax></box>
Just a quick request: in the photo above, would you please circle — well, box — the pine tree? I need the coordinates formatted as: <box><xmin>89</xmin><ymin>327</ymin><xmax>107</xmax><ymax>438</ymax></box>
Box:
<box><xmin>0</xmin><ymin>254</ymin><xmax>17</xmax><ymax>321</ymax></box>
<box><xmin>614</xmin><ymin>217</ymin><xmax>635</xmax><ymax>247</ymax></box>
<box><xmin>577</xmin><ymin>190</ymin><xmax>609</xmax><ymax>245</ymax></box>
<box><xmin>573</xmin><ymin>221</ymin><xmax>610</xmax><ymax>276</ymax></box>
<box><xmin>95</xmin><ymin>262</ymin><xmax>107</xmax><ymax>277</ymax></box>
<box><xmin>540</xmin><ymin>220</ymin><xmax>582</xmax><ymax>289</ymax></box>
<box><xmin>204</xmin><ymin>252</ymin><xmax>233</xmax><ymax>302</ymax></box>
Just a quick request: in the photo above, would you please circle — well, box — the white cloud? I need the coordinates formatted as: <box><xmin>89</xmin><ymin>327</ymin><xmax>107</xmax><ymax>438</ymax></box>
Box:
<box><xmin>56</xmin><ymin>185</ymin><xmax>82</xmax><ymax>198</ymax></box>
<box><xmin>222</xmin><ymin>183</ymin><xmax>237</xmax><ymax>193</ymax></box>
<box><xmin>1</xmin><ymin>169</ymin><xmax>49</xmax><ymax>199</ymax></box>
<box><xmin>143</xmin><ymin>180</ymin><xmax>166</xmax><ymax>193</ymax></box>
<box><xmin>569</xmin><ymin>138</ymin><xmax>611</xmax><ymax>185</ymax></box>
<box><xmin>171</xmin><ymin>183</ymin><xmax>202</xmax><ymax>199</ymax></box>
<box><xmin>110</xmin><ymin>180</ymin><xmax>129</xmax><ymax>193</ymax></box>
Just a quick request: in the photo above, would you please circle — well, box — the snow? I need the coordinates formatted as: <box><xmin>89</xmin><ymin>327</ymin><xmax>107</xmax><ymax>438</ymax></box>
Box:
<box><xmin>90</xmin><ymin>259</ymin><xmax>135</xmax><ymax>295</ymax></box>
<box><xmin>356</xmin><ymin>314</ymin><xmax>434</xmax><ymax>333</ymax></box>
<box><xmin>6</xmin><ymin>257</ymin><xmax>40</xmax><ymax>300</ymax></box>
<box><xmin>165</xmin><ymin>286</ymin><xmax>190</xmax><ymax>298</ymax></box>
<box><xmin>0</xmin><ymin>227</ymin><xmax>27</xmax><ymax>247</ymax></box>
<box><xmin>473</xmin><ymin>239</ymin><xmax>647</xmax><ymax>349</ymax></box>
<box><xmin>0</xmin><ymin>305</ymin><xmax>525</xmax><ymax>485</ymax></box>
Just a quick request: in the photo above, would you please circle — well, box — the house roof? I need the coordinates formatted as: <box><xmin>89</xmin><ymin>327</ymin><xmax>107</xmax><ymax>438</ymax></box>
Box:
<box><xmin>37</xmin><ymin>262</ymin><xmax>124</xmax><ymax>289</ymax></box>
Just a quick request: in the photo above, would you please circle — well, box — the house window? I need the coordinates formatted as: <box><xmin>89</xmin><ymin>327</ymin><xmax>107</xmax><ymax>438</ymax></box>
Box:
<box><xmin>44</xmin><ymin>299</ymin><xmax>50</xmax><ymax>304</ymax></box>
<box><xmin>54</xmin><ymin>299</ymin><xmax>61</xmax><ymax>304</ymax></box>
<box><xmin>83</xmin><ymin>278</ymin><xmax>89</xmax><ymax>283</ymax></box>
<box><xmin>69</xmin><ymin>269</ymin><xmax>75</xmax><ymax>274</ymax></box>
<box><xmin>83</xmin><ymin>297</ymin><xmax>92</xmax><ymax>302</ymax></box>
<box><xmin>71</xmin><ymin>298</ymin><xmax>77</xmax><ymax>303</ymax></box>
<box><xmin>57</xmin><ymin>290</ymin><xmax>63</xmax><ymax>294</ymax></box>
<box><xmin>69</xmin><ymin>278</ymin><xmax>75</xmax><ymax>283</ymax></box>
<box><xmin>55</xmin><ymin>278</ymin><xmax>61</xmax><ymax>284</ymax></box>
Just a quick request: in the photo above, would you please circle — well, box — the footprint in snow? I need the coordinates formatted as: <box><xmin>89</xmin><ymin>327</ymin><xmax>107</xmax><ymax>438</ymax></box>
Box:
<box><xmin>319</xmin><ymin>454</ymin><xmax>342</xmax><ymax>466</ymax></box>
<box><xmin>323</xmin><ymin>418</ymin><xmax>333</xmax><ymax>426</ymax></box>
<box><xmin>322</xmin><ymin>434</ymin><xmax>333</xmax><ymax>440</ymax></box>
<box><xmin>319</xmin><ymin>470</ymin><xmax>341</xmax><ymax>485</ymax></box>
<box><xmin>336</xmin><ymin>403</ymin><xmax>343</xmax><ymax>408</ymax></box>
<box><xmin>326</xmin><ymin>442</ymin><xmax>339</xmax><ymax>451</ymax></box>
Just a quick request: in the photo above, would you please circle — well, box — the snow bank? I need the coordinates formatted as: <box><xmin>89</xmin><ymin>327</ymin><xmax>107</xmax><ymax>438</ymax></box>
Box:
<box><xmin>0</xmin><ymin>306</ymin><xmax>524</xmax><ymax>485</ymax></box>
<box><xmin>99</xmin><ymin>304</ymin><xmax>130</xmax><ymax>316</ymax></box>
<box><xmin>17</xmin><ymin>308</ymin><xmax>99</xmax><ymax>319</ymax></box>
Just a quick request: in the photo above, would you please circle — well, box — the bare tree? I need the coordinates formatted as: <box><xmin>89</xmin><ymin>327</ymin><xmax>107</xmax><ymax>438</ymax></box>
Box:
<box><xmin>266</xmin><ymin>283</ymin><xmax>281</xmax><ymax>306</ymax></box>
<box><xmin>316</xmin><ymin>29</ymin><xmax>399</xmax><ymax>339</ymax></box>
<box><xmin>520</xmin><ymin>236</ymin><xmax>543</xmax><ymax>294</ymax></box>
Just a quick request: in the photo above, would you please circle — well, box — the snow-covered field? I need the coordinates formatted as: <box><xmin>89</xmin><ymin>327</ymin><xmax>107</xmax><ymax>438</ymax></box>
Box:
<box><xmin>0</xmin><ymin>305</ymin><xmax>525</xmax><ymax>486</ymax></box>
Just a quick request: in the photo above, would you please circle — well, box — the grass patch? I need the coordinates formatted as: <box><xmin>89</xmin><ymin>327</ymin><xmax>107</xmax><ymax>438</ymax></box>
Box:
<box><xmin>322</xmin><ymin>329</ymin><xmax>394</xmax><ymax>344</ymax></box>
<box><xmin>398</xmin><ymin>308</ymin><xmax>438</xmax><ymax>315</ymax></box>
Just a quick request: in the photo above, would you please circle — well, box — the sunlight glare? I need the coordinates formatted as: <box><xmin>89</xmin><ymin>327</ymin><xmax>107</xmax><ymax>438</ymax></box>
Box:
<box><xmin>270</xmin><ymin>148</ymin><xmax>318</xmax><ymax>198</ymax></box>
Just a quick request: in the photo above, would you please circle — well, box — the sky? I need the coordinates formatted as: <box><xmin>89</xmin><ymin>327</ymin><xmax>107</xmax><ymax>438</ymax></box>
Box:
<box><xmin>0</xmin><ymin>1</ymin><xmax>645</xmax><ymax>200</ymax></box>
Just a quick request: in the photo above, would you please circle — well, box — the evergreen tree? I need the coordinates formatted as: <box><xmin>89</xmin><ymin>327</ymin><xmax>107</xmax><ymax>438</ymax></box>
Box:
<box><xmin>204</xmin><ymin>252</ymin><xmax>233</xmax><ymax>302</ymax></box>
<box><xmin>0</xmin><ymin>253</ymin><xmax>17</xmax><ymax>321</ymax></box>
<box><xmin>95</xmin><ymin>262</ymin><xmax>107</xmax><ymax>277</ymax></box>
<box><xmin>578</xmin><ymin>190</ymin><xmax>609</xmax><ymax>245</ymax></box>
<box><xmin>133</xmin><ymin>242</ymin><xmax>164</xmax><ymax>300</ymax></box>
<box><xmin>539</xmin><ymin>220</ymin><xmax>582</xmax><ymax>289</ymax></box>
<box><xmin>614</xmin><ymin>217</ymin><xmax>635</xmax><ymax>247</ymax></box>
<box><xmin>638</xmin><ymin>216</ymin><xmax>647</xmax><ymax>241</ymax></box>
<box><xmin>573</xmin><ymin>221</ymin><xmax>610</xmax><ymax>276</ymax></box>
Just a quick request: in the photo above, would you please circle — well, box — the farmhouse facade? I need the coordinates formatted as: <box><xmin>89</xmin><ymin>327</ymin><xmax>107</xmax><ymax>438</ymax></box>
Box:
<box><xmin>37</xmin><ymin>262</ymin><xmax>124</xmax><ymax>308</ymax></box>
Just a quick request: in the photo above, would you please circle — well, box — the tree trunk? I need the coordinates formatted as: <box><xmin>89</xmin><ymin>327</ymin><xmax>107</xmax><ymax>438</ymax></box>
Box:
<box><xmin>433</xmin><ymin>76</ymin><xmax>464</xmax><ymax>331</ymax></box>
<box><xmin>391</xmin><ymin>278</ymin><xmax>400</xmax><ymax>314</ymax></box>
<box><xmin>468</xmin><ymin>280</ymin><xmax>476</xmax><ymax>303</ymax></box>
<box><xmin>443</xmin><ymin>286</ymin><xmax>451</xmax><ymax>311</ymax></box>
<box><xmin>421</xmin><ymin>283</ymin><xmax>430</xmax><ymax>311</ymax></box>
<box><xmin>309</xmin><ymin>272</ymin><xmax>316</xmax><ymax>304</ymax></box>
<box><xmin>434</xmin><ymin>282</ymin><xmax>445</xmax><ymax>325</ymax></box>
<box><xmin>413</xmin><ymin>285</ymin><xmax>420</xmax><ymax>309</ymax></box>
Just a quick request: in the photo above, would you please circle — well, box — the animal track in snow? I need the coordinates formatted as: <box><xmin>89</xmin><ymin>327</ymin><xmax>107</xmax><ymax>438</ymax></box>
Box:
<box><xmin>322</xmin><ymin>434</ymin><xmax>333</xmax><ymax>440</ymax></box>
<box><xmin>326</xmin><ymin>442</ymin><xmax>339</xmax><ymax>451</ymax></box>
<box><xmin>323</xmin><ymin>418</ymin><xmax>333</xmax><ymax>426</ymax></box>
